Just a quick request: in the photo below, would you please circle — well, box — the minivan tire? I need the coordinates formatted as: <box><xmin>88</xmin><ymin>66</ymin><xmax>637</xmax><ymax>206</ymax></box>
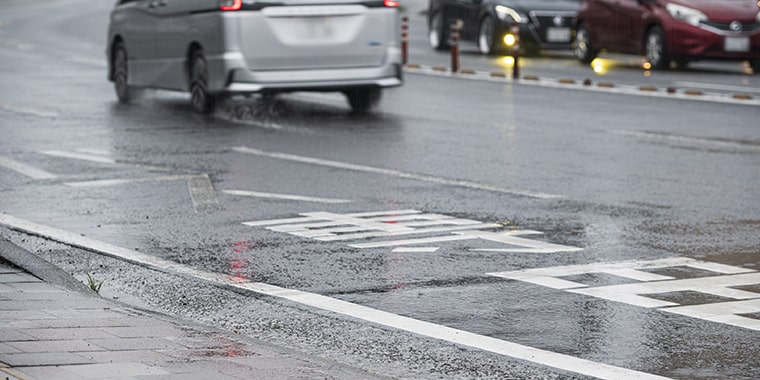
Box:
<box><xmin>344</xmin><ymin>87</ymin><xmax>381</xmax><ymax>113</ymax></box>
<box><xmin>113</xmin><ymin>42</ymin><xmax>132</xmax><ymax>103</ymax></box>
<box><xmin>645</xmin><ymin>26</ymin><xmax>669</xmax><ymax>70</ymax></box>
<box><xmin>190</xmin><ymin>50</ymin><xmax>216</xmax><ymax>114</ymax></box>
<box><xmin>573</xmin><ymin>24</ymin><xmax>596</xmax><ymax>64</ymax></box>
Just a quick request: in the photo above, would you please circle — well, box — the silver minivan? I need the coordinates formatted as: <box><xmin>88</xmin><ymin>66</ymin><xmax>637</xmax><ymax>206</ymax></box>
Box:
<box><xmin>106</xmin><ymin>0</ymin><xmax>403</xmax><ymax>113</ymax></box>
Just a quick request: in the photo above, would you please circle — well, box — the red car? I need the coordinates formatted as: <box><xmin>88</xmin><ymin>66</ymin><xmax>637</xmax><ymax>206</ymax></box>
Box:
<box><xmin>572</xmin><ymin>0</ymin><xmax>760</xmax><ymax>71</ymax></box>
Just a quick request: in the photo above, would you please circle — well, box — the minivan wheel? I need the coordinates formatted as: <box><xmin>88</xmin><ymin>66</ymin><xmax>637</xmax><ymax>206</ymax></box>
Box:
<box><xmin>344</xmin><ymin>87</ymin><xmax>381</xmax><ymax>113</ymax></box>
<box><xmin>113</xmin><ymin>42</ymin><xmax>132</xmax><ymax>103</ymax></box>
<box><xmin>190</xmin><ymin>50</ymin><xmax>216</xmax><ymax>114</ymax></box>
<box><xmin>429</xmin><ymin>12</ymin><xmax>449</xmax><ymax>51</ymax></box>
<box><xmin>573</xmin><ymin>23</ymin><xmax>596</xmax><ymax>64</ymax></box>
<box><xmin>478</xmin><ymin>16</ymin><xmax>497</xmax><ymax>55</ymax></box>
<box><xmin>645</xmin><ymin>26</ymin><xmax>669</xmax><ymax>70</ymax></box>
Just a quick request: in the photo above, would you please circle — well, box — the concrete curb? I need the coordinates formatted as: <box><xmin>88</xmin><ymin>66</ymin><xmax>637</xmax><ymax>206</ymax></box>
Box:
<box><xmin>0</xmin><ymin>236</ymin><xmax>93</xmax><ymax>294</ymax></box>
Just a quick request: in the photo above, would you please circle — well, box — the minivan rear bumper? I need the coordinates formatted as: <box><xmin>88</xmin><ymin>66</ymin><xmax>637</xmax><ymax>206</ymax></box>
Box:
<box><xmin>206</xmin><ymin>49</ymin><xmax>403</xmax><ymax>94</ymax></box>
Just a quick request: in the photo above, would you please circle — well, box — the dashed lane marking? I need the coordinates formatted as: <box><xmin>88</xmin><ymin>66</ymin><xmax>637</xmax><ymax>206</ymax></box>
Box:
<box><xmin>403</xmin><ymin>65</ymin><xmax>760</xmax><ymax>106</ymax></box>
<box><xmin>40</xmin><ymin>150</ymin><xmax>117</xmax><ymax>165</ymax></box>
<box><xmin>0</xmin><ymin>103</ymin><xmax>58</xmax><ymax>118</ymax></box>
<box><xmin>223</xmin><ymin>189</ymin><xmax>352</xmax><ymax>204</ymax></box>
<box><xmin>231</xmin><ymin>146</ymin><xmax>563</xmax><ymax>199</ymax></box>
<box><xmin>0</xmin><ymin>213</ymin><xmax>671</xmax><ymax>380</ymax></box>
<box><xmin>65</xmin><ymin>174</ymin><xmax>219</xmax><ymax>213</ymax></box>
<box><xmin>0</xmin><ymin>155</ymin><xmax>57</xmax><ymax>180</ymax></box>
<box><xmin>392</xmin><ymin>247</ymin><xmax>440</xmax><ymax>253</ymax></box>
<box><xmin>674</xmin><ymin>81</ymin><xmax>760</xmax><ymax>94</ymax></box>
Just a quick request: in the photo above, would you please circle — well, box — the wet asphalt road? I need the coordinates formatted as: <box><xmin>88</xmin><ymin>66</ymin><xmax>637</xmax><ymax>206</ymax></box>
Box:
<box><xmin>1</xmin><ymin>0</ymin><xmax>760</xmax><ymax>379</ymax></box>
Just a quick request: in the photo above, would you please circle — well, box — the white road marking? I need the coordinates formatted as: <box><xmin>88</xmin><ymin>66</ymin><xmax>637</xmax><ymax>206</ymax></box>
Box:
<box><xmin>223</xmin><ymin>190</ymin><xmax>352</xmax><ymax>204</ymax></box>
<box><xmin>674</xmin><ymin>81</ymin><xmax>760</xmax><ymax>94</ymax></box>
<box><xmin>187</xmin><ymin>174</ymin><xmax>219</xmax><ymax>213</ymax></box>
<box><xmin>0</xmin><ymin>155</ymin><xmax>56</xmax><ymax>179</ymax></box>
<box><xmin>0</xmin><ymin>103</ymin><xmax>58</xmax><ymax>118</ymax></box>
<box><xmin>611</xmin><ymin>130</ymin><xmax>760</xmax><ymax>152</ymax></box>
<box><xmin>392</xmin><ymin>247</ymin><xmax>440</xmax><ymax>253</ymax></box>
<box><xmin>64</xmin><ymin>174</ymin><xmax>218</xmax><ymax>213</ymax></box>
<box><xmin>404</xmin><ymin>66</ymin><xmax>760</xmax><ymax>106</ymax></box>
<box><xmin>245</xmin><ymin>209</ymin><xmax>582</xmax><ymax>253</ymax></box>
<box><xmin>489</xmin><ymin>258</ymin><xmax>760</xmax><ymax>331</ymax></box>
<box><xmin>40</xmin><ymin>150</ymin><xmax>117</xmax><ymax>165</ymax></box>
<box><xmin>663</xmin><ymin>299</ymin><xmax>760</xmax><ymax>331</ymax></box>
<box><xmin>231</xmin><ymin>146</ymin><xmax>563</xmax><ymax>199</ymax></box>
<box><xmin>65</xmin><ymin>175</ymin><xmax>194</xmax><ymax>187</ymax></box>
<box><xmin>0</xmin><ymin>213</ymin><xmax>672</xmax><ymax>380</ymax></box>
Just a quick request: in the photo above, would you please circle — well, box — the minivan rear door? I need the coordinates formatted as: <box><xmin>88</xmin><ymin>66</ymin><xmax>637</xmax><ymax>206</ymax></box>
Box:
<box><xmin>238</xmin><ymin>0</ymin><xmax>397</xmax><ymax>70</ymax></box>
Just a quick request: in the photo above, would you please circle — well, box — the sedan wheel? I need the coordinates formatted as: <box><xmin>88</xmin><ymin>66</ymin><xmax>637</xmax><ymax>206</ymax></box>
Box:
<box><xmin>113</xmin><ymin>42</ymin><xmax>131</xmax><ymax>103</ymax></box>
<box><xmin>190</xmin><ymin>50</ymin><xmax>215</xmax><ymax>114</ymax></box>
<box><xmin>573</xmin><ymin>24</ymin><xmax>596</xmax><ymax>64</ymax></box>
<box><xmin>429</xmin><ymin>12</ymin><xmax>448</xmax><ymax>51</ymax></box>
<box><xmin>645</xmin><ymin>26</ymin><xmax>669</xmax><ymax>70</ymax></box>
<box><xmin>478</xmin><ymin>16</ymin><xmax>496</xmax><ymax>55</ymax></box>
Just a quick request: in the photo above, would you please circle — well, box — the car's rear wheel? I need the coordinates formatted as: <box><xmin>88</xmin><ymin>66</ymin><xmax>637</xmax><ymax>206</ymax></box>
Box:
<box><xmin>344</xmin><ymin>87</ymin><xmax>381</xmax><ymax>113</ymax></box>
<box><xmin>190</xmin><ymin>50</ymin><xmax>216</xmax><ymax>114</ymax></box>
<box><xmin>478</xmin><ymin>16</ymin><xmax>497</xmax><ymax>55</ymax></box>
<box><xmin>645</xmin><ymin>26</ymin><xmax>669</xmax><ymax>70</ymax></box>
<box><xmin>428</xmin><ymin>12</ymin><xmax>449</xmax><ymax>51</ymax></box>
<box><xmin>751</xmin><ymin>59</ymin><xmax>760</xmax><ymax>74</ymax></box>
<box><xmin>573</xmin><ymin>23</ymin><xmax>596</xmax><ymax>64</ymax></box>
<box><xmin>112</xmin><ymin>42</ymin><xmax>132</xmax><ymax>103</ymax></box>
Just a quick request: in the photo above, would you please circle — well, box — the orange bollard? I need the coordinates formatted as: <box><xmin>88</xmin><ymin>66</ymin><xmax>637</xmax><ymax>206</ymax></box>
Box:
<box><xmin>511</xmin><ymin>24</ymin><xmax>520</xmax><ymax>79</ymax></box>
<box><xmin>401</xmin><ymin>17</ymin><xmax>409</xmax><ymax>64</ymax></box>
<box><xmin>450</xmin><ymin>20</ymin><xmax>462</xmax><ymax>73</ymax></box>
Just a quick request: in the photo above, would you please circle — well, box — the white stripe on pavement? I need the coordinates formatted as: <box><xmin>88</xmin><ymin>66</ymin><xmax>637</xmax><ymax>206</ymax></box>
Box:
<box><xmin>40</xmin><ymin>150</ymin><xmax>117</xmax><ymax>165</ymax></box>
<box><xmin>223</xmin><ymin>189</ymin><xmax>352</xmax><ymax>204</ymax></box>
<box><xmin>0</xmin><ymin>103</ymin><xmax>59</xmax><ymax>118</ymax></box>
<box><xmin>231</xmin><ymin>146</ymin><xmax>563</xmax><ymax>199</ymax></box>
<box><xmin>0</xmin><ymin>156</ymin><xmax>57</xmax><ymax>179</ymax></box>
<box><xmin>0</xmin><ymin>213</ymin><xmax>672</xmax><ymax>380</ymax></box>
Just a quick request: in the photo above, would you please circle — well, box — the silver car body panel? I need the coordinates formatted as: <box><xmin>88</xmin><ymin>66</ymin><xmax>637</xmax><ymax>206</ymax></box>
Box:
<box><xmin>107</xmin><ymin>0</ymin><xmax>402</xmax><ymax>94</ymax></box>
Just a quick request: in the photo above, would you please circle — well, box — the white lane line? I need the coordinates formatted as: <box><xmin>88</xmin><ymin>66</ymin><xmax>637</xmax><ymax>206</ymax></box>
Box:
<box><xmin>404</xmin><ymin>66</ymin><xmax>760</xmax><ymax>106</ymax></box>
<box><xmin>0</xmin><ymin>155</ymin><xmax>57</xmax><ymax>179</ymax></box>
<box><xmin>40</xmin><ymin>150</ymin><xmax>117</xmax><ymax>165</ymax></box>
<box><xmin>392</xmin><ymin>247</ymin><xmax>440</xmax><ymax>253</ymax></box>
<box><xmin>231</xmin><ymin>146</ymin><xmax>562</xmax><ymax>199</ymax></box>
<box><xmin>0</xmin><ymin>213</ymin><xmax>671</xmax><ymax>380</ymax></box>
<box><xmin>64</xmin><ymin>175</ymin><xmax>194</xmax><ymax>187</ymax></box>
<box><xmin>223</xmin><ymin>189</ymin><xmax>352</xmax><ymax>204</ymax></box>
<box><xmin>187</xmin><ymin>174</ymin><xmax>219</xmax><ymax>213</ymax></box>
<box><xmin>611</xmin><ymin>130</ymin><xmax>760</xmax><ymax>152</ymax></box>
<box><xmin>674</xmin><ymin>81</ymin><xmax>760</xmax><ymax>94</ymax></box>
<box><xmin>0</xmin><ymin>103</ymin><xmax>58</xmax><ymax>118</ymax></box>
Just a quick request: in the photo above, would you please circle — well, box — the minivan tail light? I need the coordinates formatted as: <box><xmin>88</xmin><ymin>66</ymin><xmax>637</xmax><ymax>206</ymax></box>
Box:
<box><xmin>220</xmin><ymin>0</ymin><xmax>242</xmax><ymax>11</ymax></box>
<box><xmin>384</xmin><ymin>0</ymin><xmax>399</xmax><ymax>7</ymax></box>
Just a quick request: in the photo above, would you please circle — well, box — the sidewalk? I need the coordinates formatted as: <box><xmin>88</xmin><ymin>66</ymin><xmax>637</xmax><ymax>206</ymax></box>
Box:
<box><xmin>0</xmin><ymin>239</ymin><xmax>385</xmax><ymax>380</ymax></box>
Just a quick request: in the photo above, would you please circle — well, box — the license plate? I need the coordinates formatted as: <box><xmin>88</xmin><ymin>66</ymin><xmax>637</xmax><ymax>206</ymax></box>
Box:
<box><xmin>546</xmin><ymin>27</ymin><xmax>571</xmax><ymax>43</ymax></box>
<box><xmin>724</xmin><ymin>37</ymin><xmax>749</xmax><ymax>52</ymax></box>
<box><xmin>296</xmin><ymin>17</ymin><xmax>333</xmax><ymax>39</ymax></box>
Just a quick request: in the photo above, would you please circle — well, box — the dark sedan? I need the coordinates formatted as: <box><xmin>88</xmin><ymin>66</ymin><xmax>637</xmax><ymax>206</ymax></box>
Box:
<box><xmin>428</xmin><ymin>0</ymin><xmax>580</xmax><ymax>55</ymax></box>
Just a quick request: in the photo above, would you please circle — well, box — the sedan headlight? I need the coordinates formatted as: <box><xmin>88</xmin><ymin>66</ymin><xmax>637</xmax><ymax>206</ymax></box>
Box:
<box><xmin>666</xmin><ymin>4</ymin><xmax>707</xmax><ymax>26</ymax></box>
<box><xmin>495</xmin><ymin>5</ymin><xmax>528</xmax><ymax>24</ymax></box>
